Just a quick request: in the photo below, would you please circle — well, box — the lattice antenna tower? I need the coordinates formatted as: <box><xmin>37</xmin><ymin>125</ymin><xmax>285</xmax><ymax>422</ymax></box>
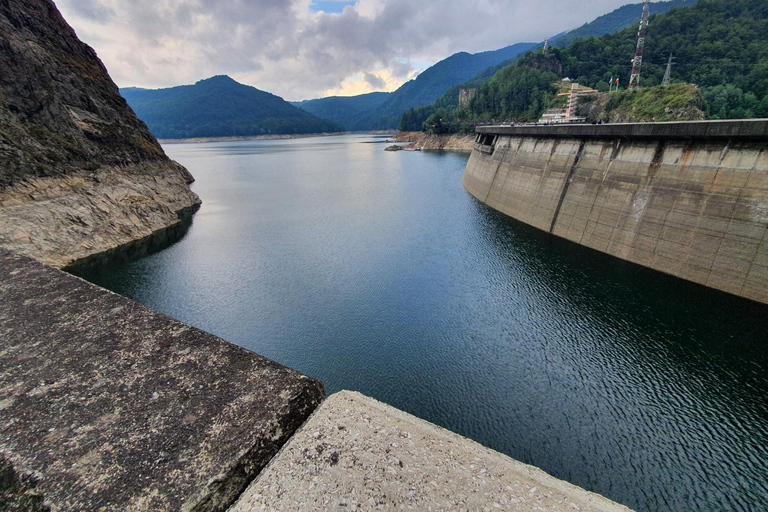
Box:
<box><xmin>628</xmin><ymin>0</ymin><xmax>651</xmax><ymax>89</ymax></box>
<box><xmin>662</xmin><ymin>53</ymin><xmax>674</xmax><ymax>86</ymax></box>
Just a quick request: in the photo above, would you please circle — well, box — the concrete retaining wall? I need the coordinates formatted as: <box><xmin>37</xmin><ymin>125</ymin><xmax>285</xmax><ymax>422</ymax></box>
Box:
<box><xmin>463</xmin><ymin>120</ymin><xmax>768</xmax><ymax>304</ymax></box>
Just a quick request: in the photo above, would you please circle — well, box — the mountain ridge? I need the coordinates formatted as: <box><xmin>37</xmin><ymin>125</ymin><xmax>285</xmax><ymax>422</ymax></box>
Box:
<box><xmin>121</xmin><ymin>75</ymin><xmax>343</xmax><ymax>139</ymax></box>
<box><xmin>293</xmin><ymin>42</ymin><xmax>537</xmax><ymax>130</ymax></box>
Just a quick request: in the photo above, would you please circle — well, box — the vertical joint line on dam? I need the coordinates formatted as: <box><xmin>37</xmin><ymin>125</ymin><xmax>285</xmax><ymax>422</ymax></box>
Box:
<box><xmin>484</xmin><ymin>145</ymin><xmax>508</xmax><ymax>203</ymax></box>
<box><xmin>550</xmin><ymin>140</ymin><xmax>586</xmax><ymax>234</ymax></box>
<box><xmin>648</xmin><ymin>140</ymin><xmax>666</xmax><ymax>182</ymax></box>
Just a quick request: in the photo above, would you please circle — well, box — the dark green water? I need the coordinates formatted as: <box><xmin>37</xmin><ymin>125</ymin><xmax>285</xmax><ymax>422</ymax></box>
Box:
<box><xmin>75</xmin><ymin>134</ymin><xmax>768</xmax><ymax>511</ymax></box>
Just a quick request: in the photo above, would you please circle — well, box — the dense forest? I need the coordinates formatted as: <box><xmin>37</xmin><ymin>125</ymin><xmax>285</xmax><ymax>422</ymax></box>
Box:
<box><xmin>122</xmin><ymin>76</ymin><xmax>343</xmax><ymax>139</ymax></box>
<box><xmin>291</xmin><ymin>92</ymin><xmax>390</xmax><ymax>130</ymax></box>
<box><xmin>551</xmin><ymin>0</ymin><xmax>702</xmax><ymax>48</ymax></box>
<box><xmin>400</xmin><ymin>0</ymin><xmax>768</xmax><ymax>132</ymax></box>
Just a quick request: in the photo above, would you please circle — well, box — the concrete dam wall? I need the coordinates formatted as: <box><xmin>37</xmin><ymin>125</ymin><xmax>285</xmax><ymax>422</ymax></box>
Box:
<box><xmin>463</xmin><ymin>120</ymin><xmax>768</xmax><ymax>304</ymax></box>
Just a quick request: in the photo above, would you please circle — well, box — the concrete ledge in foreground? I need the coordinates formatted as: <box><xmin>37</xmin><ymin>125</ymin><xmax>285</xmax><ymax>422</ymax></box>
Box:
<box><xmin>0</xmin><ymin>249</ymin><xmax>325</xmax><ymax>511</ymax></box>
<box><xmin>231</xmin><ymin>391</ymin><xmax>632</xmax><ymax>511</ymax></box>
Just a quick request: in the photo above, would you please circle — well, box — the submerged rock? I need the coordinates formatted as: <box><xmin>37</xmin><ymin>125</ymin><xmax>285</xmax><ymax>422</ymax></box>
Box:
<box><xmin>0</xmin><ymin>0</ymin><xmax>201</xmax><ymax>267</ymax></box>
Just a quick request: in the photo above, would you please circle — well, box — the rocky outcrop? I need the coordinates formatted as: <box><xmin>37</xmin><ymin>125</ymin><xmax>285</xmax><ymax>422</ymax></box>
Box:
<box><xmin>0</xmin><ymin>0</ymin><xmax>200</xmax><ymax>268</ymax></box>
<box><xmin>523</xmin><ymin>53</ymin><xmax>563</xmax><ymax>75</ymax></box>
<box><xmin>575</xmin><ymin>85</ymin><xmax>707</xmax><ymax>124</ymax></box>
<box><xmin>395</xmin><ymin>131</ymin><xmax>474</xmax><ymax>151</ymax></box>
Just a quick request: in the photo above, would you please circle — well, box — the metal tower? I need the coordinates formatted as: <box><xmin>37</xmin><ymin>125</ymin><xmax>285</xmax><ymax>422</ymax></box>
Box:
<box><xmin>628</xmin><ymin>0</ymin><xmax>651</xmax><ymax>89</ymax></box>
<box><xmin>662</xmin><ymin>53</ymin><xmax>674</xmax><ymax>86</ymax></box>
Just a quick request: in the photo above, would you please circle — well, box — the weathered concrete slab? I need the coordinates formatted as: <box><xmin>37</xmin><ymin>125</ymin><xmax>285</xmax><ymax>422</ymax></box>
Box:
<box><xmin>231</xmin><ymin>391</ymin><xmax>632</xmax><ymax>511</ymax></box>
<box><xmin>0</xmin><ymin>249</ymin><xmax>325</xmax><ymax>511</ymax></box>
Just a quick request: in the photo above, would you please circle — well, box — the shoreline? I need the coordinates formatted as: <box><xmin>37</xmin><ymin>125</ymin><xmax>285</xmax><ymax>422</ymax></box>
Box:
<box><xmin>394</xmin><ymin>131</ymin><xmax>475</xmax><ymax>151</ymax></box>
<box><xmin>159</xmin><ymin>130</ymin><xmax>396</xmax><ymax>144</ymax></box>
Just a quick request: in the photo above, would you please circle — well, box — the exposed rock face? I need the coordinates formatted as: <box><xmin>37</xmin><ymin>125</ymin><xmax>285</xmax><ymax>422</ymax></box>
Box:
<box><xmin>0</xmin><ymin>0</ymin><xmax>200</xmax><ymax>267</ymax></box>
<box><xmin>524</xmin><ymin>54</ymin><xmax>564</xmax><ymax>75</ymax></box>
<box><xmin>575</xmin><ymin>85</ymin><xmax>707</xmax><ymax>124</ymax></box>
<box><xmin>395</xmin><ymin>131</ymin><xmax>475</xmax><ymax>151</ymax></box>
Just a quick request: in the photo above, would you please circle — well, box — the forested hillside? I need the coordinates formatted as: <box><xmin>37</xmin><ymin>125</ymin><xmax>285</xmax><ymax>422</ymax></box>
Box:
<box><xmin>552</xmin><ymin>0</ymin><xmax>702</xmax><ymax>48</ymax></box>
<box><xmin>290</xmin><ymin>92</ymin><xmax>390</xmax><ymax>130</ymax></box>
<box><xmin>559</xmin><ymin>0</ymin><xmax>768</xmax><ymax>118</ymax></box>
<box><xmin>401</xmin><ymin>0</ymin><xmax>768</xmax><ymax>132</ymax></box>
<box><xmin>122</xmin><ymin>76</ymin><xmax>343</xmax><ymax>139</ymax></box>
<box><xmin>291</xmin><ymin>42</ymin><xmax>536</xmax><ymax>131</ymax></box>
<box><xmin>349</xmin><ymin>42</ymin><xmax>536</xmax><ymax>130</ymax></box>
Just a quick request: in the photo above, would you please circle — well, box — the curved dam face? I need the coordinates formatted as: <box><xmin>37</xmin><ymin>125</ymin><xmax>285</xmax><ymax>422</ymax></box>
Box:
<box><xmin>463</xmin><ymin>121</ymin><xmax>768</xmax><ymax>304</ymax></box>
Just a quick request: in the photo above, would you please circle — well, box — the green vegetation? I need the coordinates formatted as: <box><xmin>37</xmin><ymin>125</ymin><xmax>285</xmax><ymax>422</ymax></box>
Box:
<box><xmin>290</xmin><ymin>92</ymin><xmax>390</xmax><ymax>130</ymax></box>
<box><xmin>557</xmin><ymin>0</ymin><xmax>768</xmax><ymax>118</ymax></box>
<box><xmin>353</xmin><ymin>43</ymin><xmax>536</xmax><ymax>130</ymax></box>
<box><xmin>291</xmin><ymin>42</ymin><xmax>536</xmax><ymax>131</ymax></box>
<box><xmin>577</xmin><ymin>84</ymin><xmax>707</xmax><ymax>122</ymax></box>
<box><xmin>401</xmin><ymin>0</ymin><xmax>768</xmax><ymax>132</ymax></box>
<box><xmin>121</xmin><ymin>76</ymin><xmax>343</xmax><ymax>139</ymax></box>
<box><xmin>552</xmin><ymin>0</ymin><xmax>702</xmax><ymax>48</ymax></box>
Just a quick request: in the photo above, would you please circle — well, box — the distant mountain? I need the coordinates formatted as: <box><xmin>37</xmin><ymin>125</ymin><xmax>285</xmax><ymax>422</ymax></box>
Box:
<box><xmin>396</xmin><ymin>0</ymin><xmax>705</xmax><ymax>131</ymax></box>
<box><xmin>121</xmin><ymin>76</ymin><xmax>343</xmax><ymax>139</ymax></box>
<box><xmin>351</xmin><ymin>42</ymin><xmax>537</xmax><ymax>130</ymax></box>
<box><xmin>552</xmin><ymin>0</ymin><xmax>702</xmax><ymax>48</ymax></box>
<box><xmin>290</xmin><ymin>92</ymin><xmax>390</xmax><ymax>130</ymax></box>
<box><xmin>291</xmin><ymin>42</ymin><xmax>536</xmax><ymax>131</ymax></box>
<box><xmin>402</xmin><ymin>0</ymin><xmax>768</xmax><ymax>132</ymax></box>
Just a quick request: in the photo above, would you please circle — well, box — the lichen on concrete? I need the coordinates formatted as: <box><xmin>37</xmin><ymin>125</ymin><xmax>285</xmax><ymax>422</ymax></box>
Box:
<box><xmin>0</xmin><ymin>250</ymin><xmax>325</xmax><ymax>511</ymax></box>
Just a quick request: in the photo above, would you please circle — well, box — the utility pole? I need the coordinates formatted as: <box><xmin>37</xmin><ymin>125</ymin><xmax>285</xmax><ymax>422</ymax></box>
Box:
<box><xmin>662</xmin><ymin>53</ymin><xmax>674</xmax><ymax>86</ymax></box>
<box><xmin>629</xmin><ymin>0</ymin><xmax>651</xmax><ymax>89</ymax></box>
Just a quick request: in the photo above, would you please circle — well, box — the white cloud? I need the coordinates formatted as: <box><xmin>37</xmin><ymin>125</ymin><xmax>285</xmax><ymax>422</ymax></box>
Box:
<box><xmin>54</xmin><ymin>0</ymin><xmax>639</xmax><ymax>100</ymax></box>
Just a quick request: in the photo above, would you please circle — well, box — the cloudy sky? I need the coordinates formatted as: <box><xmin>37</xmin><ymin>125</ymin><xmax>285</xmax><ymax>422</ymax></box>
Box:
<box><xmin>55</xmin><ymin>0</ymin><xmax>637</xmax><ymax>101</ymax></box>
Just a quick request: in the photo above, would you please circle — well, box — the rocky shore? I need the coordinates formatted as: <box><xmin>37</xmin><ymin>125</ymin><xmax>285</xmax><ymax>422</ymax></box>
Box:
<box><xmin>0</xmin><ymin>163</ymin><xmax>200</xmax><ymax>269</ymax></box>
<box><xmin>394</xmin><ymin>131</ymin><xmax>475</xmax><ymax>151</ymax></box>
<box><xmin>0</xmin><ymin>0</ymin><xmax>200</xmax><ymax>268</ymax></box>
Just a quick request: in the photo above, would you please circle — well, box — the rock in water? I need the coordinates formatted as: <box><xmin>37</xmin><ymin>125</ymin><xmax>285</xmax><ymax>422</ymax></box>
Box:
<box><xmin>0</xmin><ymin>0</ymin><xmax>201</xmax><ymax>268</ymax></box>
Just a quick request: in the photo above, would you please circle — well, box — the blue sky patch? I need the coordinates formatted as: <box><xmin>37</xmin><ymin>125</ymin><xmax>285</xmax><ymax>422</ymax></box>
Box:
<box><xmin>310</xmin><ymin>1</ymin><xmax>356</xmax><ymax>14</ymax></box>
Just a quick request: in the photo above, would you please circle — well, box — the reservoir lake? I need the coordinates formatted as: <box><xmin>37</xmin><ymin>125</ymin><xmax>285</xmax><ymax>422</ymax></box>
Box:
<box><xmin>75</xmin><ymin>134</ymin><xmax>768</xmax><ymax>511</ymax></box>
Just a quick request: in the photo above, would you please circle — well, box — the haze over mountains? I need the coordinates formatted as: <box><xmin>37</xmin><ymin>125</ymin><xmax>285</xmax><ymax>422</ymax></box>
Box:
<box><xmin>120</xmin><ymin>0</ymin><xmax>706</xmax><ymax>139</ymax></box>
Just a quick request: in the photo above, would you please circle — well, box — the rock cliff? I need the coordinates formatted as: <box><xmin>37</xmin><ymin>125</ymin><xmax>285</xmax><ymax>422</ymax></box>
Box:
<box><xmin>394</xmin><ymin>131</ymin><xmax>474</xmax><ymax>151</ymax></box>
<box><xmin>0</xmin><ymin>0</ymin><xmax>200</xmax><ymax>268</ymax></box>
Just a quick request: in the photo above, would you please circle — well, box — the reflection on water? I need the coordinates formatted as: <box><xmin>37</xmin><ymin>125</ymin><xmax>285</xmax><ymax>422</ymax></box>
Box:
<box><xmin>74</xmin><ymin>134</ymin><xmax>768</xmax><ymax>511</ymax></box>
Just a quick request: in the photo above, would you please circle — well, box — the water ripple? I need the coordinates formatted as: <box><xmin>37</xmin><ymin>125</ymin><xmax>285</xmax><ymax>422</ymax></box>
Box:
<box><xmin>75</xmin><ymin>135</ymin><xmax>768</xmax><ymax>512</ymax></box>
